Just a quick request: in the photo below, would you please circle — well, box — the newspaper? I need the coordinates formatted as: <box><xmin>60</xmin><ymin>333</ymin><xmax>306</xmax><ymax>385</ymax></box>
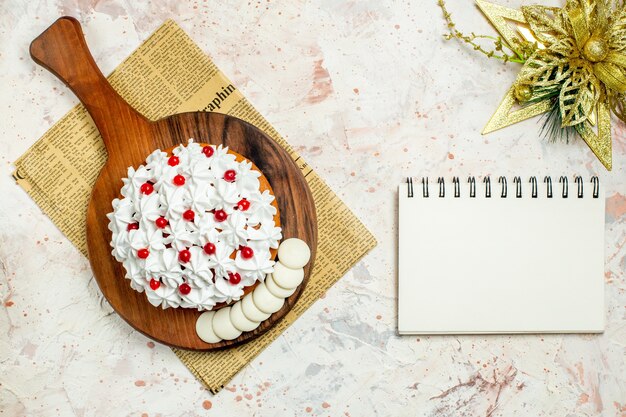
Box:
<box><xmin>13</xmin><ymin>20</ymin><xmax>376</xmax><ymax>393</ymax></box>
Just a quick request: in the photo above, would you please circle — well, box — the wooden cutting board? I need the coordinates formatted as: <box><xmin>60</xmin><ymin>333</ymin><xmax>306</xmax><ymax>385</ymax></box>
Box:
<box><xmin>30</xmin><ymin>17</ymin><xmax>317</xmax><ymax>350</ymax></box>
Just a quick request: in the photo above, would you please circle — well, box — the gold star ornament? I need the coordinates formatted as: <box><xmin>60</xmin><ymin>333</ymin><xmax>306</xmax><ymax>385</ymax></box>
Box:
<box><xmin>440</xmin><ymin>0</ymin><xmax>626</xmax><ymax>170</ymax></box>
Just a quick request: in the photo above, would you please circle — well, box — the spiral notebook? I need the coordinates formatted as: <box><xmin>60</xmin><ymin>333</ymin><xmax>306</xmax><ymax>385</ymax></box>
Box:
<box><xmin>398</xmin><ymin>176</ymin><xmax>605</xmax><ymax>334</ymax></box>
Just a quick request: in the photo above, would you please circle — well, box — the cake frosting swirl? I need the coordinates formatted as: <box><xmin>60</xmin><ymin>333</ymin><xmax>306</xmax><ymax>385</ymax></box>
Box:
<box><xmin>107</xmin><ymin>140</ymin><xmax>282</xmax><ymax>311</ymax></box>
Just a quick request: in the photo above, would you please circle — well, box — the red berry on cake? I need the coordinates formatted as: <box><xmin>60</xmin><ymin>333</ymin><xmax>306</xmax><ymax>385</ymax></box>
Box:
<box><xmin>155</xmin><ymin>217</ymin><xmax>168</xmax><ymax>228</ymax></box>
<box><xmin>241</xmin><ymin>246</ymin><xmax>254</xmax><ymax>259</ymax></box>
<box><xmin>179</xmin><ymin>283</ymin><xmax>191</xmax><ymax>295</ymax></box>
<box><xmin>204</xmin><ymin>242</ymin><xmax>216</xmax><ymax>255</ymax></box>
<box><xmin>237</xmin><ymin>198</ymin><xmax>250</xmax><ymax>211</ymax></box>
<box><xmin>140</xmin><ymin>182</ymin><xmax>154</xmax><ymax>195</ymax></box>
<box><xmin>214</xmin><ymin>209</ymin><xmax>228</xmax><ymax>222</ymax></box>
<box><xmin>137</xmin><ymin>248</ymin><xmax>150</xmax><ymax>259</ymax></box>
<box><xmin>178</xmin><ymin>249</ymin><xmax>191</xmax><ymax>263</ymax></box>
<box><xmin>149</xmin><ymin>278</ymin><xmax>160</xmax><ymax>290</ymax></box>
<box><xmin>183</xmin><ymin>209</ymin><xmax>195</xmax><ymax>221</ymax></box>
<box><xmin>224</xmin><ymin>169</ymin><xmax>237</xmax><ymax>182</ymax></box>
<box><xmin>202</xmin><ymin>146</ymin><xmax>214</xmax><ymax>157</ymax></box>
<box><xmin>228</xmin><ymin>272</ymin><xmax>241</xmax><ymax>285</ymax></box>
<box><xmin>173</xmin><ymin>174</ymin><xmax>186</xmax><ymax>186</ymax></box>
<box><xmin>167</xmin><ymin>155</ymin><xmax>179</xmax><ymax>166</ymax></box>
<box><xmin>127</xmin><ymin>223</ymin><xmax>139</xmax><ymax>231</ymax></box>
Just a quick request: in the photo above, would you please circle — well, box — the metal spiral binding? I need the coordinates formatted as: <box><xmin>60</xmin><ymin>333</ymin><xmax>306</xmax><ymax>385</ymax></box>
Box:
<box><xmin>483</xmin><ymin>177</ymin><xmax>491</xmax><ymax>197</ymax></box>
<box><xmin>529</xmin><ymin>177</ymin><xmax>538</xmax><ymax>198</ymax></box>
<box><xmin>437</xmin><ymin>177</ymin><xmax>445</xmax><ymax>197</ymax></box>
<box><xmin>591</xmin><ymin>176</ymin><xmax>600</xmax><ymax>198</ymax></box>
<box><xmin>544</xmin><ymin>176</ymin><xmax>553</xmax><ymax>198</ymax></box>
<box><xmin>499</xmin><ymin>176</ymin><xmax>507</xmax><ymax>197</ymax></box>
<box><xmin>407</xmin><ymin>176</ymin><xmax>600</xmax><ymax>198</ymax></box>
<box><xmin>468</xmin><ymin>176</ymin><xmax>476</xmax><ymax>198</ymax></box>
<box><xmin>513</xmin><ymin>176</ymin><xmax>522</xmax><ymax>198</ymax></box>
<box><xmin>452</xmin><ymin>177</ymin><xmax>460</xmax><ymax>198</ymax></box>
<box><xmin>575</xmin><ymin>176</ymin><xmax>583</xmax><ymax>198</ymax></box>
<box><xmin>559</xmin><ymin>176</ymin><xmax>568</xmax><ymax>198</ymax></box>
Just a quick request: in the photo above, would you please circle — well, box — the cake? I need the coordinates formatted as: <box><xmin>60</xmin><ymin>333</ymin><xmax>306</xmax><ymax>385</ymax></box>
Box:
<box><xmin>107</xmin><ymin>139</ymin><xmax>282</xmax><ymax>311</ymax></box>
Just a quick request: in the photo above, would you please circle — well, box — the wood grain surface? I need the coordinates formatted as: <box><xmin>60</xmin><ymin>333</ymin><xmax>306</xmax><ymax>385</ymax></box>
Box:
<box><xmin>29</xmin><ymin>16</ymin><xmax>317</xmax><ymax>350</ymax></box>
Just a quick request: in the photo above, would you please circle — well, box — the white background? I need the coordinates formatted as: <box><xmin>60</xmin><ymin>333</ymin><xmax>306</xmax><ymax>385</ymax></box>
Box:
<box><xmin>1</xmin><ymin>0</ymin><xmax>625</xmax><ymax>416</ymax></box>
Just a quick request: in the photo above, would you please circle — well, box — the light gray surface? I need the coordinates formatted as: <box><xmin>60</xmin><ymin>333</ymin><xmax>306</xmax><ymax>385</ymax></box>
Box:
<box><xmin>1</xmin><ymin>0</ymin><xmax>625</xmax><ymax>415</ymax></box>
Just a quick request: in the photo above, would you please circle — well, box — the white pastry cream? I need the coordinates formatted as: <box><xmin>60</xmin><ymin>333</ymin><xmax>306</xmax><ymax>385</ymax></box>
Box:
<box><xmin>107</xmin><ymin>140</ymin><xmax>282</xmax><ymax>311</ymax></box>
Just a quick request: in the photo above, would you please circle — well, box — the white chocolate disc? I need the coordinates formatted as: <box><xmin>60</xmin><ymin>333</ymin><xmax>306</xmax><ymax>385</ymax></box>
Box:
<box><xmin>272</xmin><ymin>262</ymin><xmax>304</xmax><ymax>290</ymax></box>
<box><xmin>230</xmin><ymin>300</ymin><xmax>261</xmax><ymax>332</ymax></box>
<box><xmin>212</xmin><ymin>307</ymin><xmax>242</xmax><ymax>341</ymax></box>
<box><xmin>242</xmin><ymin>293</ymin><xmax>271</xmax><ymax>322</ymax></box>
<box><xmin>266</xmin><ymin>273</ymin><xmax>296</xmax><ymax>298</ymax></box>
<box><xmin>196</xmin><ymin>311</ymin><xmax>222</xmax><ymax>344</ymax></box>
<box><xmin>252</xmin><ymin>282</ymin><xmax>285</xmax><ymax>314</ymax></box>
<box><xmin>277</xmin><ymin>238</ymin><xmax>311</xmax><ymax>269</ymax></box>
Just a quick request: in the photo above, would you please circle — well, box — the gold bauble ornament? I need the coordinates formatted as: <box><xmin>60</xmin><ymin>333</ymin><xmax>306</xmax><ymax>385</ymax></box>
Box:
<box><xmin>583</xmin><ymin>36</ymin><xmax>609</xmax><ymax>62</ymax></box>
<box><xmin>514</xmin><ymin>84</ymin><xmax>533</xmax><ymax>102</ymax></box>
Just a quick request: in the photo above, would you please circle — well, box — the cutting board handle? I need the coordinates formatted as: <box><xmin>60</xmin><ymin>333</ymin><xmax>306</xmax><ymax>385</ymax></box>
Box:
<box><xmin>30</xmin><ymin>17</ymin><xmax>150</xmax><ymax>154</ymax></box>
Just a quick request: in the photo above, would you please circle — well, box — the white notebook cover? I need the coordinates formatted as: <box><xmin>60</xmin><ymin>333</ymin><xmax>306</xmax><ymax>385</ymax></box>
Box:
<box><xmin>398</xmin><ymin>178</ymin><xmax>605</xmax><ymax>334</ymax></box>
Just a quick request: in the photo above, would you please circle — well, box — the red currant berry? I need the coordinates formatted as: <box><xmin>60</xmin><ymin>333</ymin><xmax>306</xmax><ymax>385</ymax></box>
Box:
<box><xmin>140</xmin><ymin>182</ymin><xmax>154</xmax><ymax>195</ymax></box>
<box><xmin>241</xmin><ymin>246</ymin><xmax>254</xmax><ymax>259</ymax></box>
<box><xmin>149</xmin><ymin>278</ymin><xmax>160</xmax><ymax>290</ymax></box>
<box><xmin>137</xmin><ymin>248</ymin><xmax>150</xmax><ymax>259</ymax></box>
<box><xmin>178</xmin><ymin>249</ymin><xmax>191</xmax><ymax>262</ymax></box>
<box><xmin>168</xmin><ymin>155</ymin><xmax>180</xmax><ymax>166</ymax></box>
<box><xmin>179</xmin><ymin>283</ymin><xmax>191</xmax><ymax>295</ymax></box>
<box><xmin>173</xmin><ymin>175</ymin><xmax>186</xmax><ymax>186</ymax></box>
<box><xmin>127</xmin><ymin>223</ymin><xmax>139</xmax><ymax>231</ymax></box>
<box><xmin>155</xmin><ymin>217</ymin><xmax>168</xmax><ymax>228</ymax></box>
<box><xmin>214</xmin><ymin>209</ymin><xmax>228</xmax><ymax>222</ymax></box>
<box><xmin>202</xmin><ymin>146</ymin><xmax>214</xmax><ymax>157</ymax></box>
<box><xmin>203</xmin><ymin>242</ymin><xmax>216</xmax><ymax>255</ymax></box>
<box><xmin>224</xmin><ymin>169</ymin><xmax>236</xmax><ymax>182</ymax></box>
<box><xmin>183</xmin><ymin>209</ymin><xmax>195</xmax><ymax>221</ymax></box>
<box><xmin>237</xmin><ymin>198</ymin><xmax>250</xmax><ymax>211</ymax></box>
<box><xmin>228</xmin><ymin>272</ymin><xmax>241</xmax><ymax>285</ymax></box>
